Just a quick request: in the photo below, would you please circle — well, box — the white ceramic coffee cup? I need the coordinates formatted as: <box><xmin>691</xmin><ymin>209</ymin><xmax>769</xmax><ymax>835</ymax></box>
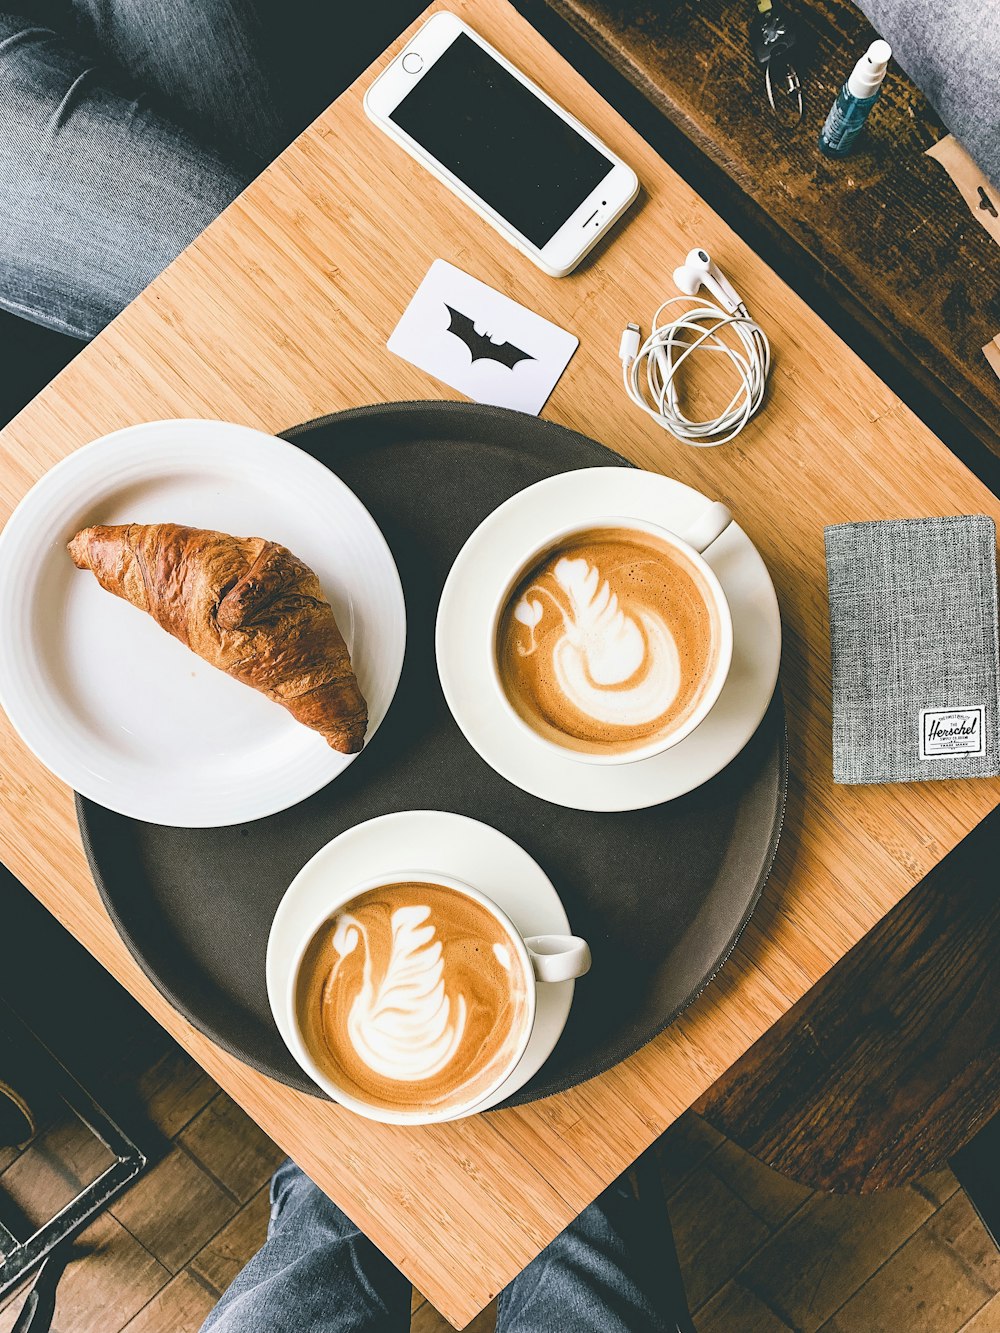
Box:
<box><xmin>489</xmin><ymin>503</ymin><xmax>735</xmax><ymax>765</ymax></box>
<box><xmin>283</xmin><ymin>870</ymin><xmax>591</xmax><ymax>1125</ymax></box>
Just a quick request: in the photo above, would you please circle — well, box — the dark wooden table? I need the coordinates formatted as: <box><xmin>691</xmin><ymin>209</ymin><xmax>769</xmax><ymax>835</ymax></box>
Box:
<box><xmin>525</xmin><ymin>0</ymin><xmax>1000</xmax><ymax>477</ymax></box>
<box><xmin>695</xmin><ymin>808</ymin><xmax>1000</xmax><ymax>1192</ymax></box>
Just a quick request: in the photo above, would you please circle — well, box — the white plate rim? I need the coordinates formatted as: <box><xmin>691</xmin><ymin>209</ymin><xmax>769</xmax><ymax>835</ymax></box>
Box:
<box><xmin>0</xmin><ymin>419</ymin><xmax>406</xmax><ymax>826</ymax></box>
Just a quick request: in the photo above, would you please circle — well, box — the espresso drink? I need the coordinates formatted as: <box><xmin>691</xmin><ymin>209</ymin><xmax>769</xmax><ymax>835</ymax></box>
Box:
<box><xmin>497</xmin><ymin>527</ymin><xmax>720</xmax><ymax>755</ymax></box>
<box><xmin>296</xmin><ymin>882</ymin><xmax>530</xmax><ymax>1115</ymax></box>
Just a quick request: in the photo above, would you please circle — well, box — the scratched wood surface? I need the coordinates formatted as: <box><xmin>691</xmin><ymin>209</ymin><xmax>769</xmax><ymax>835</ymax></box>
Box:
<box><xmin>530</xmin><ymin>0</ymin><xmax>1000</xmax><ymax>460</ymax></box>
<box><xmin>0</xmin><ymin>0</ymin><xmax>998</xmax><ymax>1325</ymax></box>
<box><xmin>695</xmin><ymin>807</ymin><xmax>1000</xmax><ymax>1192</ymax></box>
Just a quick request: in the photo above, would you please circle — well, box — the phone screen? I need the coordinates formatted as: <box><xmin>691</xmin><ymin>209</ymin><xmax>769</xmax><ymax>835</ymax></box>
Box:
<box><xmin>389</xmin><ymin>33</ymin><xmax>615</xmax><ymax>248</ymax></box>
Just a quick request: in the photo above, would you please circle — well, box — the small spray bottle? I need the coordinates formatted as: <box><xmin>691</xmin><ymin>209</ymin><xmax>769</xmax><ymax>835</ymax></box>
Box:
<box><xmin>818</xmin><ymin>39</ymin><xmax>892</xmax><ymax>158</ymax></box>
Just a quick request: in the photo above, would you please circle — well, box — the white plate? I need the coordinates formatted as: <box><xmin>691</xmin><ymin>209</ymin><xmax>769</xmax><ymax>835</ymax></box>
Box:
<box><xmin>436</xmin><ymin>468</ymin><xmax>781</xmax><ymax>812</ymax></box>
<box><xmin>266</xmin><ymin>810</ymin><xmax>575</xmax><ymax>1118</ymax></box>
<box><xmin>0</xmin><ymin>420</ymin><xmax>406</xmax><ymax>827</ymax></box>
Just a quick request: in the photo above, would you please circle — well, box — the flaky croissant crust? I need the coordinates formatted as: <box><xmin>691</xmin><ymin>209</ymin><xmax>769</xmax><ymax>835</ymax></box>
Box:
<box><xmin>68</xmin><ymin>522</ymin><xmax>367</xmax><ymax>753</ymax></box>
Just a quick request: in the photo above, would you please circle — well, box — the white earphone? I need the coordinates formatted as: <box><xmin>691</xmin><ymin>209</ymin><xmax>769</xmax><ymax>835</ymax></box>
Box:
<box><xmin>672</xmin><ymin>248</ymin><xmax>746</xmax><ymax>315</ymax></box>
<box><xmin>620</xmin><ymin>248</ymin><xmax>770</xmax><ymax>447</ymax></box>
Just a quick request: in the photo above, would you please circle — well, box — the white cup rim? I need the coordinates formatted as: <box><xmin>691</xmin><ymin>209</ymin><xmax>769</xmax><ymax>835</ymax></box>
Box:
<box><xmin>285</xmin><ymin>870</ymin><xmax>538</xmax><ymax>1125</ymax></box>
<box><xmin>488</xmin><ymin>515</ymin><xmax>734</xmax><ymax>766</ymax></box>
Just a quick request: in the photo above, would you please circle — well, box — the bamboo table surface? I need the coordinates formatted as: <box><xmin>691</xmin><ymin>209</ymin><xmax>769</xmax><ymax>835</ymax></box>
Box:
<box><xmin>0</xmin><ymin>0</ymin><xmax>998</xmax><ymax>1325</ymax></box>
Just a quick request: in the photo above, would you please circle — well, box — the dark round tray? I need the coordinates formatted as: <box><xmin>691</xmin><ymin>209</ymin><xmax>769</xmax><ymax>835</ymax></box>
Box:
<box><xmin>77</xmin><ymin>402</ymin><xmax>786</xmax><ymax>1106</ymax></box>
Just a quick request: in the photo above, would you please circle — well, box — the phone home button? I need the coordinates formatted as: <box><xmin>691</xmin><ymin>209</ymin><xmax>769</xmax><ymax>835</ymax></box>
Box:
<box><xmin>401</xmin><ymin>52</ymin><xmax>423</xmax><ymax>74</ymax></box>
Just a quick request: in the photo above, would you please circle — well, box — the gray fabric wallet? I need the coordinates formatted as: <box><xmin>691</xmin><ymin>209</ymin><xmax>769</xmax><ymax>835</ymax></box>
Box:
<box><xmin>824</xmin><ymin>515</ymin><xmax>1000</xmax><ymax>784</ymax></box>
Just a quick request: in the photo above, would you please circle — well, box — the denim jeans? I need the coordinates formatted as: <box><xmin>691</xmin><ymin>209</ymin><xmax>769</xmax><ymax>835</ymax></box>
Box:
<box><xmin>201</xmin><ymin>1159</ymin><xmax>689</xmax><ymax>1333</ymax></box>
<box><xmin>0</xmin><ymin>0</ymin><xmax>419</xmax><ymax>338</ymax></box>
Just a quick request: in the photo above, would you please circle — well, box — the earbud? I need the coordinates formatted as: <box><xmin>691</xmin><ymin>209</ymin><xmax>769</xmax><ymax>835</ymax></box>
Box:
<box><xmin>672</xmin><ymin>248</ymin><xmax>745</xmax><ymax>315</ymax></box>
<box><xmin>620</xmin><ymin>246</ymin><xmax>770</xmax><ymax>445</ymax></box>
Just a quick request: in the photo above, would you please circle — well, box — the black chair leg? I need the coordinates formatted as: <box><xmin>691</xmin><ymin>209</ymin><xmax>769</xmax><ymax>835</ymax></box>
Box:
<box><xmin>634</xmin><ymin>1149</ymin><xmax>697</xmax><ymax>1333</ymax></box>
<box><xmin>11</xmin><ymin>1241</ymin><xmax>74</xmax><ymax>1333</ymax></box>
<box><xmin>950</xmin><ymin>1111</ymin><xmax>1000</xmax><ymax>1250</ymax></box>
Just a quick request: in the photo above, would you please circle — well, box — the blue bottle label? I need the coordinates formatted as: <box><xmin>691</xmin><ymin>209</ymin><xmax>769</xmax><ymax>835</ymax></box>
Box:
<box><xmin>820</xmin><ymin>86</ymin><xmax>879</xmax><ymax>153</ymax></box>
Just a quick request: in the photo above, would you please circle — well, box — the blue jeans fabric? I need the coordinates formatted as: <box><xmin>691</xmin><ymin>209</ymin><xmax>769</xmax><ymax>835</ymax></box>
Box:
<box><xmin>0</xmin><ymin>12</ymin><xmax>250</xmax><ymax>338</ymax></box>
<box><xmin>0</xmin><ymin>1</ymin><xmax>418</xmax><ymax>338</ymax></box>
<box><xmin>201</xmin><ymin>1159</ymin><xmax>686</xmax><ymax>1333</ymax></box>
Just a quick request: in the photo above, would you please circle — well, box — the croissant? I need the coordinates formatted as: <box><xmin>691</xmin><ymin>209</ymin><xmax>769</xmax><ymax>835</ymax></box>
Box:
<box><xmin>68</xmin><ymin>523</ymin><xmax>368</xmax><ymax>753</ymax></box>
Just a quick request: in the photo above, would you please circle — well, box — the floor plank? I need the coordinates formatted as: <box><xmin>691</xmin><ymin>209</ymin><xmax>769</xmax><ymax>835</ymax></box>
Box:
<box><xmin>119</xmin><ymin>1272</ymin><xmax>218</xmax><ymax>1333</ymax></box>
<box><xmin>915</xmin><ymin>1166</ymin><xmax>962</xmax><ymax>1209</ymax></box>
<box><xmin>131</xmin><ymin>1047</ymin><xmax>219</xmax><ymax>1141</ymax></box>
<box><xmin>959</xmin><ymin>1292</ymin><xmax>1000</xmax><ymax>1332</ymax></box>
<box><xmin>179</xmin><ymin>1095</ymin><xmax>284</xmax><ymax>1204</ymax></box>
<box><xmin>926</xmin><ymin>1190</ymin><xmax>1000</xmax><ymax>1290</ymax></box>
<box><xmin>110</xmin><ymin>1147</ymin><xmax>239</xmax><ymax>1273</ymax></box>
<box><xmin>0</xmin><ymin>1213</ymin><xmax>168</xmax><ymax>1333</ymax></box>
<box><xmin>0</xmin><ymin>1115</ymin><xmax>114</xmax><ymax>1232</ymax></box>
<box><xmin>702</xmin><ymin>1136</ymin><xmax>812</xmax><ymax>1230</ymax></box>
<box><xmin>736</xmin><ymin>1187</ymin><xmax>935</xmax><ymax>1332</ymax></box>
<box><xmin>656</xmin><ymin>1112</ymin><xmax>724</xmax><ymax>1199</ymax></box>
<box><xmin>821</xmin><ymin>1196</ymin><xmax>997</xmax><ymax>1332</ymax></box>
<box><xmin>695</xmin><ymin>1278</ymin><xmax>794</xmax><ymax>1332</ymax></box>
<box><xmin>411</xmin><ymin>1296</ymin><xmax>497</xmax><ymax>1331</ymax></box>
<box><xmin>187</xmin><ymin>1186</ymin><xmax>270</xmax><ymax>1298</ymax></box>
<box><xmin>669</xmin><ymin>1156</ymin><xmax>771</xmax><ymax>1310</ymax></box>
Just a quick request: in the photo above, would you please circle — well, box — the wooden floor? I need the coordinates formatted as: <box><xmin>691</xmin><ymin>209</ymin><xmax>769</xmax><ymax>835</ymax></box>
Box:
<box><xmin>1</xmin><ymin>1031</ymin><xmax>998</xmax><ymax>1333</ymax></box>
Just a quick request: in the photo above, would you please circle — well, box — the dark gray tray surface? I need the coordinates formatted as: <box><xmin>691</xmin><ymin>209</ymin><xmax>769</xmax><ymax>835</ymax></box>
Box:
<box><xmin>77</xmin><ymin>401</ymin><xmax>786</xmax><ymax>1106</ymax></box>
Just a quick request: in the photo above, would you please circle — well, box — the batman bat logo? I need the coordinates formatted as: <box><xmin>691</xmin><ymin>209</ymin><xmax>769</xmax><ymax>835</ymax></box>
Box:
<box><xmin>444</xmin><ymin>305</ymin><xmax>535</xmax><ymax>369</ymax></box>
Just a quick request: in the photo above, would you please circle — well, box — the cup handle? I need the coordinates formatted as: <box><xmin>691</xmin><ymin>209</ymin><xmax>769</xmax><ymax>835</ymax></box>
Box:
<box><xmin>524</xmin><ymin>935</ymin><xmax>592</xmax><ymax>984</ymax></box>
<box><xmin>680</xmin><ymin>501</ymin><xmax>733</xmax><ymax>554</ymax></box>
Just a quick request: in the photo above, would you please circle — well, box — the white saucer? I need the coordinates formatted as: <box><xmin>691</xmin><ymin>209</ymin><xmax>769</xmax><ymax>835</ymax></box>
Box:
<box><xmin>266</xmin><ymin>810</ymin><xmax>575</xmax><ymax>1118</ymax></box>
<box><xmin>435</xmin><ymin>468</ymin><xmax>781</xmax><ymax>812</ymax></box>
<box><xmin>0</xmin><ymin>420</ymin><xmax>406</xmax><ymax>827</ymax></box>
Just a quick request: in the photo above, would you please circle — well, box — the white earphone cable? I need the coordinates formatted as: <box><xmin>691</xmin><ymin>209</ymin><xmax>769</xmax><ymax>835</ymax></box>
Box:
<box><xmin>620</xmin><ymin>294</ymin><xmax>770</xmax><ymax>447</ymax></box>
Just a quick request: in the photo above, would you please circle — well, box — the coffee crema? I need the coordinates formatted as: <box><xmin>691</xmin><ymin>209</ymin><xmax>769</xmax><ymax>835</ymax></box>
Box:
<box><xmin>296</xmin><ymin>882</ymin><xmax>530</xmax><ymax>1115</ymax></box>
<box><xmin>497</xmin><ymin>527</ymin><xmax>719</xmax><ymax>755</ymax></box>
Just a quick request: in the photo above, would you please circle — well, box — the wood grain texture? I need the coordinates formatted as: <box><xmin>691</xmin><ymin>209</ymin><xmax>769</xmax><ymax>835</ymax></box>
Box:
<box><xmin>0</xmin><ymin>1212</ymin><xmax>169</xmax><ymax>1333</ymax></box>
<box><xmin>108</xmin><ymin>1148</ymin><xmax>238</xmax><ymax>1273</ymax></box>
<box><xmin>177</xmin><ymin>1094</ymin><xmax>284</xmax><ymax>1205</ymax></box>
<box><xmin>531</xmin><ymin>0</ymin><xmax>1000</xmax><ymax>458</ymax></box>
<box><xmin>823</xmin><ymin>1191</ymin><xmax>1000</xmax><ymax>1333</ymax></box>
<box><xmin>695</xmin><ymin>810</ymin><xmax>1000</xmax><ymax>1191</ymax></box>
<box><xmin>118</xmin><ymin>1273</ymin><xmax>219</xmax><ymax>1333</ymax></box>
<box><xmin>0</xmin><ymin>0</ymin><xmax>998</xmax><ymax>1324</ymax></box>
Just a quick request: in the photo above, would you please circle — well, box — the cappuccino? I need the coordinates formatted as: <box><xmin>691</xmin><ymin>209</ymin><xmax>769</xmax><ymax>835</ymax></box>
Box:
<box><xmin>497</xmin><ymin>526</ymin><xmax>720</xmax><ymax>755</ymax></box>
<box><xmin>296</xmin><ymin>881</ymin><xmax>530</xmax><ymax>1115</ymax></box>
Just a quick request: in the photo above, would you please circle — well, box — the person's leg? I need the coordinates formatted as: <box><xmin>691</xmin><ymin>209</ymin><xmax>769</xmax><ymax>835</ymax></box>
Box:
<box><xmin>65</xmin><ymin>1</ymin><xmax>426</xmax><ymax>160</ymax></box>
<box><xmin>0</xmin><ymin>13</ymin><xmax>251</xmax><ymax>338</ymax></box>
<box><xmin>497</xmin><ymin>1165</ymin><xmax>693</xmax><ymax>1333</ymax></box>
<box><xmin>201</xmin><ymin>1159</ymin><xmax>410</xmax><ymax>1333</ymax></box>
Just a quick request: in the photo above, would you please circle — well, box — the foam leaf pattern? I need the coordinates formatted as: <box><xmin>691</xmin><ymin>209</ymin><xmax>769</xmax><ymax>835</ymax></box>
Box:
<box><xmin>332</xmin><ymin>905</ymin><xmax>467</xmax><ymax>1082</ymax></box>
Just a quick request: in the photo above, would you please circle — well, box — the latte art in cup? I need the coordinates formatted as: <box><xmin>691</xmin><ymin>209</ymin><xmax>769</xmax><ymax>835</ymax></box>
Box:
<box><xmin>497</xmin><ymin>527</ymin><xmax>720</xmax><ymax>755</ymax></box>
<box><xmin>296</xmin><ymin>882</ymin><xmax>531</xmax><ymax>1115</ymax></box>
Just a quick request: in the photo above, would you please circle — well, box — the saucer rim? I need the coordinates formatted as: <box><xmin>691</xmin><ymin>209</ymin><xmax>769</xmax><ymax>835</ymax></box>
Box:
<box><xmin>265</xmin><ymin>809</ymin><xmax>575</xmax><ymax>1121</ymax></box>
<box><xmin>435</xmin><ymin>467</ymin><xmax>782</xmax><ymax>812</ymax></box>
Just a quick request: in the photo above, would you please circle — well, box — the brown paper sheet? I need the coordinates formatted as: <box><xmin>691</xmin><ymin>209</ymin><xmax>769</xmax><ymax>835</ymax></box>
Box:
<box><xmin>926</xmin><ymin>135</ymin><xmax>1000</xmax><ymax>247</ymax></box>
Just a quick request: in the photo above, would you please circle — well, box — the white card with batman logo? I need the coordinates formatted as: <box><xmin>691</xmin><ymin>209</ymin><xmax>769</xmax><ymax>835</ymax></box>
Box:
<box><xmin>387</xmin><ymin>260</ymin><xmax>578</xmax><ymax>415</ymax></box>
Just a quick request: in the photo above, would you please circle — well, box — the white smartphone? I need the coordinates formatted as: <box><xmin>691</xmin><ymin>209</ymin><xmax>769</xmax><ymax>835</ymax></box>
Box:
<box><xmin>363</xmin><ymin>12</ymin><xmax>639</xmax><ymax>277</ymax></box>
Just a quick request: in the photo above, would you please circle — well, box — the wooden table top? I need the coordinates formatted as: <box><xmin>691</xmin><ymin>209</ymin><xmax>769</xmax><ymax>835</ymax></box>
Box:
<box><xmin>0</xmin><ymin>0</ymin><xmax>997</xmax><ymax>1325</ymax></box>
